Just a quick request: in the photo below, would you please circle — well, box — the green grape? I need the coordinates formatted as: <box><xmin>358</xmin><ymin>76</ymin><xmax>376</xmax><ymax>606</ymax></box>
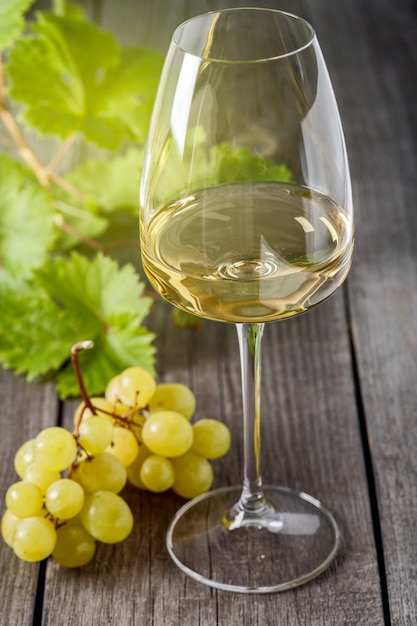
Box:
<box><xmin>73</xmin><ymin>397</ymin><xmax>114</xmax><ymax>428</ymax></box>
<box><xmin>45</xmin><ymin>479</ymin><xmax>85</xmax><ymax>520</ymax></box>
<box><xmin>77</xmin><ymin>453</ymin><xmax>127</xmax><ymax>494</ymax></box>
<box><xmin>14</xmin><ymin>439</ymin><xmax>36</xmax><ymax>479</ymax></box>
<box><xmin>172</xmin><ymin>451</ymin><xmax>213</xmax><ymax>499</ymax></box>
<box><xmin>79</xmin><ymin>416</ymin><xmax>114</xmax><ymax>455</ymax></box>
<box><xmin>52</xmin><ymin>523</ymin><xmax>96</xmax><ymax>568</ymax></box>
<box><xmin>23</xmin><ymin>462</ymin><xmax>61</xmax><ymax>495</ymax></box>
<box><xmin>13</xmin><ymin>516</ymin><xmax>57</xmax><ymax>562</ymax></box>
<box><xmin>117</xmin><ymin>366</ymin><xmax>156</xmax><ymax>409</ymax></box>
<box><xmin>5</xmin><ymin>481</ymin><xmax>44</xmax><ymax>518</ymax></box>
<box><xmin>140</xmin><ymin>455</ymin><xmax>175</xmax><ymax>492</ymax></box>
<box><xmin>129</xmin><ymin>413</ymin><xmax>146</xmax><ymax>443</ymax></box>
<box><xmin>69</xmin><ymin>462</ymin><xmax>83</xmax><ymax>486</ymax></box>
<box><xmin>141</xmin><ymin>410</ymin><xmax>193</xmax><ymax>458</ymax></box>
<box><xmin>81</xmin><ymin>491</ymin><xmax>133</xmax><ymax>544</ymax></box>
<box><xmin>126</xmin><ymin>444</ymin><xmax>152</xmax><ymax>489</ymax></box>
<box><xmin>105</xmin><ymin>374</ymin><xmax>121</xmax><ymax>403</ymax></box>
<box><xmin>106</xmin><ymin>426</ymin><xmax>139</xmax><ymax>467</ymax></box>
<box><xmin>34</xmin><ymin>427</ymin><xmax>77</xmax><ymax>472</ymax></box>
<box><xmin>148</xmin><ymin>383</ymin><xmax>196</xmax><ymax>420</ymax></box>
<box><xmin>191</xmin><ymin>419</ymin><xmax>231</xmax><ymax>459</ymax></box>
<box><xmin>1</xmin><ymin>509</ymin><xmax>21</xmax><ymax>547</ymax></box>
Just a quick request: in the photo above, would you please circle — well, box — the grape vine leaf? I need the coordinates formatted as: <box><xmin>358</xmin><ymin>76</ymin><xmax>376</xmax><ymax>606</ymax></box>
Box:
<box><xmin>35</xmin><ymin>251</ymin><xmax>156</xmax><ymax>397</ymax></box>
<box><xmin>0</xmin><ymin>0</ymin><xmax>35</xmax><ymax>51</ymax></box>
<box><xmin>5</xmin><ymin>12</ymin><xmax>163</xmax><ymax>149</ymax></box>
<box><xmin>0</xmin><ymin>154</ymin><xmax>57</xmax><ymax>277</ymax></box>
<box><xmin>52</xmin><ymin>198</ymin><xmax>110</xmax><ymax>251</ymax></box>
<box><xmin>0</xmin><ymin>253</ymin><xmax>156</xmax><ymax>398</ymax></box>
<box><xmin>64</xmin><ymin>148</ymin><xmax>144</xmax><ymax>215</ymax></box>
<box><xmin>171</xmin><ymin>308</ymin><xmax>202</xmax><ymax>329</ymax></box>
<box><xmin>152</xmin><ymin>127</ymin><xmax>293</xmax><ymax>206</ymax></box>
<box><xmin>217</xmin><ymin>144</ymin><xmax>293</xmax><ymax>184</ymax></box>
<box><xmin>56</xmin><ymin>320</ymin><xmax>156</xmax><ymax>399</ymax></box>
<box><xmin>0</xmin><ymin>269</ymin><xmax>86</xmax><ymax>378</ymax></box>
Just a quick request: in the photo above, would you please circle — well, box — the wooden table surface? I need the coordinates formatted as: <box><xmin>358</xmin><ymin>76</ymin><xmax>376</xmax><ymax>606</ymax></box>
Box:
<box><xmin>1</xmin><ymin>0</ymin><xmax>416</xmax><ymax>624</ymax></box>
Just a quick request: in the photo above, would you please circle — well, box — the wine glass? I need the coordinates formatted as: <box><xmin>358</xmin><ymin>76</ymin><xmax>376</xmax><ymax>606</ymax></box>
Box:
<box><xmin>139</xmin><ymin>8</ymin><xmax>353</xmax><ymax>593</ymax></box>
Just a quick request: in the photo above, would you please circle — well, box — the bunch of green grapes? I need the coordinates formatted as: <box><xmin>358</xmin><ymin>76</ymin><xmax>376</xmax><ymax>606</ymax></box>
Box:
<box><xmin>1</xmin><ymin>366</ymin><xmax>231</xmax><ymax>569</ymax></box>
<box><xmin>103</xmin><ymin>367</ymin><xmax>231</xmax><ymax>499</ymax></box>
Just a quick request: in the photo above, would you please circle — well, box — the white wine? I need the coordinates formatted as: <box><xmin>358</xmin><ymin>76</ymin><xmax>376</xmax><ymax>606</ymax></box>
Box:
<box><xmin>141</xmin><ymin>182</ymin><xmax>353</xmax><ymax>323</ymax></box>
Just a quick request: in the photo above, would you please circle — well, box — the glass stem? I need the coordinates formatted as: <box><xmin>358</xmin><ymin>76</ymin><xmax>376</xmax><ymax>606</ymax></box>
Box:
<box><xmin>235</xmin><ymin>322</ymin><xmax>267</xmax><ymax>514</ymax></box>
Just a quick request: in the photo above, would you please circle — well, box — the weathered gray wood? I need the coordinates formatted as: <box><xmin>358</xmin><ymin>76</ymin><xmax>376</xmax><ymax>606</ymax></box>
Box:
<box><xmin>314</xmin><ymin>0</ymin><xmax>417</xmax><ymax>623</ymax></box>
<box><xmin>0</xmin><ymin>370</ymin><xmax>60</xmax><ymax>626</ymax></box>
<box><xmin>99</xmin><ymin>0</ymin><xmax>309</xmax><ymax>52</ymax></box>
<box><xmin>39</xmin><ymin>291</ymin><xmax>383</xmax><ymax>626</ymax></box>
<box><xmin>3</xmin><ymin>0</ymin><xmax>417</xmax><ymax>623</ymax></box>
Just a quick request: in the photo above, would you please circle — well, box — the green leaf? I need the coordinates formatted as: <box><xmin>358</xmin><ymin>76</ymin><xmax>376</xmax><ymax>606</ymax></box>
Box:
<box><xmin>5</xmin><ymin>12</ymin><xmax>163</xmax><ymax>149</ymax></box>
<box><xmin>0</xmin><ymin>269</ymin><xmax>78</xmax><ymax>377</ymax></box>
<box><xmin>51</xmin><ymin>148</ymin><xmax>144</xmax><ymax>252</ymax></box>
<box><xmin>60</xmin><ymin>1</ymin><xmax>85</xmax><ymax>20</ymax></box>
<box><xmin>96</xmin><ymin>47</ymin><xmax>164</xmax><ymax>144</ymax></box>
<box><xmin>152</xmin><ymin>127</ymin><xmax>293</xmax><ymax>205</ymax></box>
<box><xmin>52</xmin><ymin>198</ymin><xmax>109</xmax><ymax>251</ymax></box>
<box><xmin>64</xmin><ymin>148</ymin><xmax>144</xmax><ymax>215</ymax></box>
<box><xmin>56</xmin><ymin>321</ymin><xmax>156</xmax><ymax>398</ymax></box>
<box><xmin>217</xmin><ymin>144</ymin><xmax>293</xmax><ymax>185</ymax></box>
<box><xmin>0</xmin><ymin>154</ymin><xmax>56</xmax><ymax>277</ymax></box>
<box><xmin>35</xmin><ymin>250</ymin><xmax>152</xmax><ymax>322</ymax></box>
<box><xmin>171</xmin><ymin>308</ymin><xmax>202</xmax><ymax>329</ymax></box>
<box><xmin>0</xmin><ymin>254</ymin><xmax>156</xmax><ymax>397</ymax></box>
<box><xmin>0</xmin><ymin>0</ymin><xmax>35</xmax><ymax>51</ymax></box>
<box><xmin>35</xmin><ymin>252</ymin><xmax>155</xmax><ymax>397</ymax></box>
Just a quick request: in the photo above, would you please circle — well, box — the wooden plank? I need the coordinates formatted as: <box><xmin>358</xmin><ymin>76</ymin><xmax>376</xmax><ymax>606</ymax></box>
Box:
<box><xmin>98</xmin><ymin>0</ymin><xmax>309</xmax><ymax>51</ymax></box>
<box><xmin>41</xmin><ymin>292</ymin><xmax>384</xmax><ymax>625</ymax></box>
<box><xmin>0</xmin><ymin>370</ymin><xmax>60</xmax><ymax>626</ymax></box>
<box><xmin>0</xmin><ymin>0</ymin><xmax>396</xmax><ymax>624</ymax></box>
<box><xmin>314</xmin><ymin>0</ymin><xmax>417</xmax><ymax>623</ymax></box>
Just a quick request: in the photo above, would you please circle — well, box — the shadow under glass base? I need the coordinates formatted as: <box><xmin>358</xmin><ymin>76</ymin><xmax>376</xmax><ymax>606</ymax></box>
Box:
<box><xmin>166</xmin><ymin>485</ymin><xmax>340</xmax><ymax>593</ymax></box>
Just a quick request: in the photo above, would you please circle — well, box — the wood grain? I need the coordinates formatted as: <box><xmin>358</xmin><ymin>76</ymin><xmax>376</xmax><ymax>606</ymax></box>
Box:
<box><xmin>38</xmin><ymin>295</ymin><xmax>383</xmax><ymax>626</ymax></box>
<box><xmin>0</xmin><ymin>370</ymin><xmax>60</xmax><ymax>626</ymax></box>
<box><xmin>1</xmin><ymin>0</ymin><xmax>417</xmax><ymax>623</ymax></box>
<box><xmin>324</xmin><ymin>0</ymin><xmax>417</xmax><ymax>623</ymax></box>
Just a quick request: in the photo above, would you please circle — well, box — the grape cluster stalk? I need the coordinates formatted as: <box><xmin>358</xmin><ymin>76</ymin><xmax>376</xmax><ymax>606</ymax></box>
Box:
<box><xmin>1</xmin><ymin>342</ymin><xmax>231</xmax><ymax>568</ymax></box>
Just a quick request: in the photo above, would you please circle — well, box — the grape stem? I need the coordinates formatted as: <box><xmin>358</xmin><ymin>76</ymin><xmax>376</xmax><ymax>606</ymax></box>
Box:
<box><xmin>67</xmin><ymin>341</ymin><xmax>147</xmax><ymax>479</ymax></box>
<box><xmin>45</xmin><ymin>136</ymin><xmax>77</xmax><ymax>176</ymax></box>
<box><xmin>70</xmin><ymin>341</ymin><xmax>97</xmax><ymax>435</ymax></box>
<box><xmin>70</xmin><ymin>340</ymin><xmax>146</xmax><ymax>434</ymax></box>
<box><xmin>0</xmin><ymin>60</ymin><xmax>108</xmax><ymax>253</ymax></box>
<box><xmin>53</xmin><ymin>214</ymin><xmax>104</xmax><ymax>251</ymax></box>
<box><xmin>0</xmin><ymin>61</ymin><xmax>50</xmax><ymax>188</ymax></box>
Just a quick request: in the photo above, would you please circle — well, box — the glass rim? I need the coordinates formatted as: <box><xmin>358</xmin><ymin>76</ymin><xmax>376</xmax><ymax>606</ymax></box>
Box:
<box><xmin>172</xmin><ymin>7</ymin><xmax>316</xmax><ymax>64</ymax></box>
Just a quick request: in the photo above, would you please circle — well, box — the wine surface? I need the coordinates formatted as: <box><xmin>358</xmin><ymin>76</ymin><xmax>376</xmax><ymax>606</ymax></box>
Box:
<box><xmin>141</xmin><ymin>182</ymin><xmax>353</xmax><ymax>323</ymax></box>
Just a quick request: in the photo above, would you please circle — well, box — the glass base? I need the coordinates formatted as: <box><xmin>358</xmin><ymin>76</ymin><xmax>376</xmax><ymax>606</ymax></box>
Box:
<box><xmin>166</xmin><ymin>485</ymin><xmax>340</xmax><ymax>593</ymax></box>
